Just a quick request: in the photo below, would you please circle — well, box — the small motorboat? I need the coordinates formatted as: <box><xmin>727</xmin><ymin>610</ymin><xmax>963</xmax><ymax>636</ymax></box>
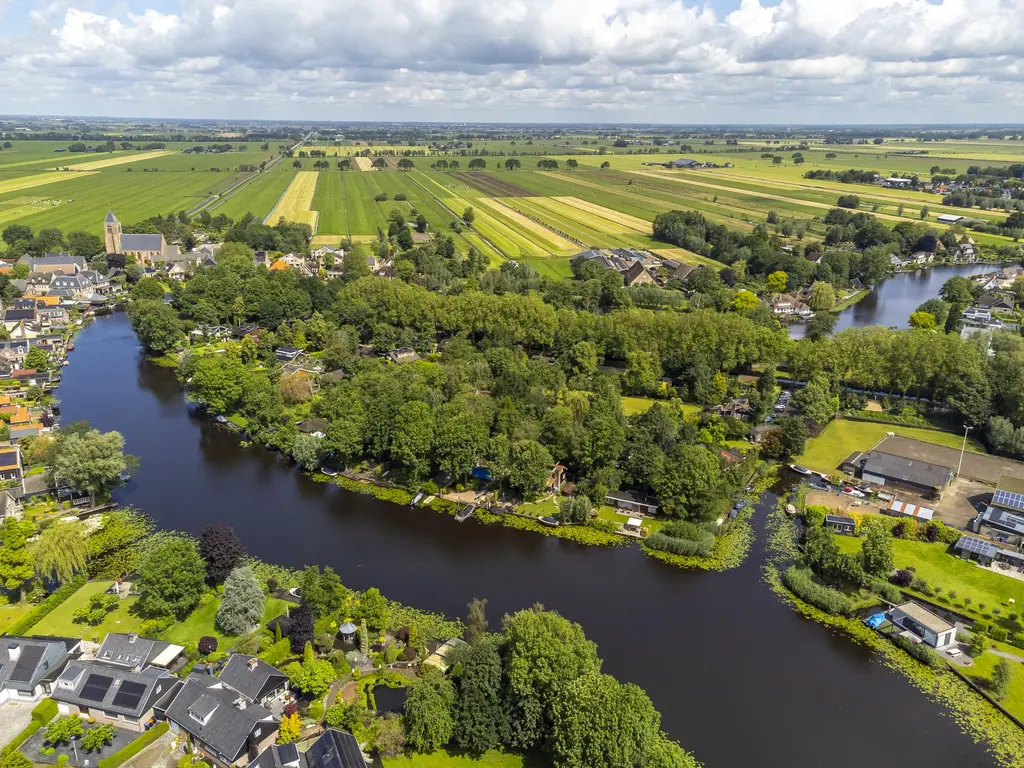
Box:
<box><xmin>789</xmin><ymin>464</ymin><xmax>812</xmax><ymax>475</ymax></box>
<box><xmin>215</xmin><ymin>415</ymin><xmax>227</xmax><ymax>424</ymax></box>
<box><xmin>320</xmin><ymin>467</ymin><xmax>338</xmax><ymax>477</ymax></box>
<box><xmin>538</xmin><ymin>516</ymin><xmax>560</xmax><ymax>527</ymax></box>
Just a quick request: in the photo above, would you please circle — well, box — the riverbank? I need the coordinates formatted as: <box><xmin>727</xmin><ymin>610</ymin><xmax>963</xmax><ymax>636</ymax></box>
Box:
<box><xmin>51</xmin><ymin>311</ymin><xmax>1000</xmax><ymax>767</ymax></box>
<box><xmin>765</xmin><ymin>499</ymin><xmax>1024</xmax><ymax>767</ymax></box>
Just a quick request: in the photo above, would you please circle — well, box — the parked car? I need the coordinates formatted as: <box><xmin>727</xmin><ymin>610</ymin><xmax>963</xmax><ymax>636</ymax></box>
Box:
<box><xmin>947</xmin><ymin>648</ymin><xmax>963</xmax><ymax>658</ymax></box>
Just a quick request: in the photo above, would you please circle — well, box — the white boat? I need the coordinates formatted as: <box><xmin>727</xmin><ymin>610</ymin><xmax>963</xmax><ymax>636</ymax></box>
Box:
<box><xmin>789</xmin><ymin>464</ymin><xmax>812</xmax><ymax>475</ymax></box>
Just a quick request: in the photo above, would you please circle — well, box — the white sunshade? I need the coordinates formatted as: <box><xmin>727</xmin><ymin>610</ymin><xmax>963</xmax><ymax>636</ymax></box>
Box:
<box><xmin>150</xmin><ymin>643</ymin><xmax>184</xmax><ymax>667</ymax></box>
<box><xmin>626</xmin><ymin>517</ymin><xmax>643</xmax><ymax>528</ymax></box>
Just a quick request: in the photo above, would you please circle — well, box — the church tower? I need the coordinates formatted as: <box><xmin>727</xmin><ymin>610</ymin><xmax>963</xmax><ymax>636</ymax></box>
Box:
<box><xmin>104</xmin><ymin>210</ymin><xmax>122</xmax><ymax>254</ymax></box>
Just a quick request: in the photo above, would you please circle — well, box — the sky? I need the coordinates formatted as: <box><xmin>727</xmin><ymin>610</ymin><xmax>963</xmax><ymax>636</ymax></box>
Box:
<box><xmin>1</xmin><ymin>0</ymin><xmax>1023</xmax><ymax>124</ymax></box>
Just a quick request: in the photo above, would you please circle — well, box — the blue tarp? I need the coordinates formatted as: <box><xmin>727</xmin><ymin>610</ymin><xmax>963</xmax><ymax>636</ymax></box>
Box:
<box><xmin>471</xmin><ymin>466</ymin><xmax>492</xmax><ymax>480</ymax></box>
<box><xmin>865</xmin><ymin>613</ymin><xmax>886</xmax><ymax>629</ymax></box>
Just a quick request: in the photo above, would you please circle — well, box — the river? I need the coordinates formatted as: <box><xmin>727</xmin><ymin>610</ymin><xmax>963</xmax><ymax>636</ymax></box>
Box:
<box><xmin>790</xmin><ymin>262</ymin><xmax>997</xmax><ymax>339</ymax></box>
<box><xmin>56</xmin><ymin>312</ymin><xmax>994</xmax><ymax>767</ymax></box>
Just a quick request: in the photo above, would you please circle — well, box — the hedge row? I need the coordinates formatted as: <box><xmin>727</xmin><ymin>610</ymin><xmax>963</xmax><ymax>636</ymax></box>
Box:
<box><xmin>5</xmin><ymin>575</ymin><xmax>87</xmax><ymax>636</ymax></box>
<box><xmin>781</xmin><ymin>566</ymin><xmax>854</xmax><ymax>615</ymax></box>
<box><xmin>96</xmin><ymin>722</ymin><xmax>168</xmax><ymax>768</ymax></box>
<box><xmin>2</xmin><ymin>697</ymin><xmax>58</xmax><ymax>753</ymax></box>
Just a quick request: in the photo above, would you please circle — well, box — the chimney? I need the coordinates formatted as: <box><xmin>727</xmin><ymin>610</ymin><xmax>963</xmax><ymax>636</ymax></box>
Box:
<box><xmin>247</xmin><ymin>657</ymin><xmax>258</xmax><ymax>672</ymax></box>
<box><xmin>128</xmin><ymin>633</ymin><xmax>137</xmax><ymax>644</ymax></box>
<box><xmin>234</xmin><ymin>696</ymin><xmax>247</xmax><ymax>710</ymax></box>
<box><xmin>7</xmin><ymin>642</ymin><xmax>20</xmax><ymax>662</ymax></box>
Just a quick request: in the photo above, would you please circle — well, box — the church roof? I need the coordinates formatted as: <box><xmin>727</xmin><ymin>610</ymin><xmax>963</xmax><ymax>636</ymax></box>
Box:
<box><xmin>105</xmin><ymin>210</ymin><xmax>119</xmax><ymax>224</ymax></box>
<box><xmin>119</xmin><ymin>234</ymin><xmax>164</xmax><ymax>252</ymax></box>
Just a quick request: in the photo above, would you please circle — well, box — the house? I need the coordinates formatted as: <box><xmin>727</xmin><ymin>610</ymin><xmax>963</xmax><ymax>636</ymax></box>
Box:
<box><xmin>233</xmin><ymin>324</ymin><xmax>261</xmax><ymax>340</ymax></box>
<box><xmin>4</xmin><ymin>307</ymin><xmax>38</xmax><ymax>331</ymax></box>
<box><xmin>889</xmin><ymin>602</ymin><xmax>956</xmax><ymax>648</ymax></box>
<box><xmin>909</xmin><ymin>251</ymin><xmax>934</xmax><ymax>265</ymax></box>
<box><xmin>0</xmin><ymin>636</ymin><xmax>82</xmax><ymax>703</ymax></box>
<box><xmin>217</xmin><ymin>655</ymin><xmax>289</xmax><ymax>709</ymax></box>
<box><xmin>668</xmin><ymin>158</ymin><xmax>698</xmax><ymax>168</ymax></box>
<box><xmin>18</xmin><ymin>253</ymin><xmax>85</xmax><ymax>275</ymax></box>
<box><xmin>95</xmin><ymin>632</ymin><xmax>184</xmax><ymax>672</ymax></box>
<box><xmin>716</xmin><ymin>397</ymin><xmax>754</xmax><ymax>421</ymax></box>
<box><xmin>52</xmin><ymin>659</ymin><xmax>178</xmax><ymax>732</ymax></box>
<box><xmin>937</xmin><ymin>213</ymin><xmax>964</xmax><ymax>225</ymax></box>
<box><xmin>10</xmin><ymin>423</ymin><xmax>44</xmax><ymax>441</ymax></box>
<box><xmin>164</xmin><ymin>674</ymin><xmax>279</xmax><ymax>767</ymax></box>
<box><xmin>605</xmin><ymin>489</ymin><xmax>659</xmax><ymax>516</ymax></box>
<box><xmin>165</xmin><ymin>262</ymin><xmax>189</xmax><ymax>281</ymax></box>
<box><xmin>49</xmin><ymin>273</ymin><xmax>92</xmax><ymax>296</ymax></box>
<box><xmin>882</xmin><ymin>177</ymin><xmax>913</xmax><ymax>188</ymax></box>
<box><xmin>385</xmin><ymin>348</ymin><xmax>421</xmax><ymax>364</ymax></box>
<box><xmin>978</xmin><ymin>293</ymin><xmax>1015</xmax><ymax>313</ymax></box>
<box><xmin>846</xmin><ymin>450</ymin><xmax>953</xmax><ymax>497</ymax></box>
<box><xmin>770</xmin><ymin>294</ymin><xmax>812</xmax><ymax>318</ymax></box>
<box><xmin>0</xmin><ymin>446</ymin><xmax>22</xmax><ymax>481</ymax></box>
<box><xmin>824</xmin><ymin>514</ymin><xmax>856</xmax><ymax>535</ymax></box>
<box><xmin>251</xmin><ymin>728</ymin><xmax>366</xmax><ymax>768</ymax></box>
<box><xmin>104</xmin><ymin>210</ymin><xmax>180</xmax><ymax>264</ymax></box>
<box><xmin>297</xmin><ymin>418</ymin><xmax>329</xmax><ymax>437</ymax></box>
<box><xmin>889</xmin><ymin>254</ymin><xmax>909</xmax><ymax>270</ymax></box>
<box><xmin>622</xmin><ymin>260</ymin><xmax>655</xmax><ymax>288</ymax></box>
<box><xmin>963</xmin><ymin>307</ymin><xmax>992</xmax><ymax>324</ymax></box>
<box><xmin>953</xmin><ymin>534</ymin><xmax>1000</xmax><ymax>567</ymax></box>
<box><xmin>423</xmin><ymin>638</ymin><xmax>468</xmax><ymax>672</ymax></box>
<box><xmin>273</xmin><ymin>346</ymin><xmax>301</xmax><ymax>363</ymax></box>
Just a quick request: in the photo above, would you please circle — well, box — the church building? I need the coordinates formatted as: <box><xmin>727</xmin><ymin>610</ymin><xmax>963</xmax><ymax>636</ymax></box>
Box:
<box><xmin>104</xmin><ymin>210</ymin><xmax>179</xmax><ymax>264</ymax></box>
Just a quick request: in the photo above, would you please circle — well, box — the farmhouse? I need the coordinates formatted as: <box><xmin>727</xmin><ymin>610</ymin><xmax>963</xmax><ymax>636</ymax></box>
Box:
<box><xmin>889</xmin><ymin>602</ymin><xmax>956</xmax><ymax>648</ymax></box>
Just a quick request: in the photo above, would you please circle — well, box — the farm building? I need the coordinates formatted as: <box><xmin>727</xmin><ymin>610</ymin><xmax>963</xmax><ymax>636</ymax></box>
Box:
<box><xmin>936</xmin><ymin>213</ymin><xmax>964</xmax><ymax>224</ymax></box>
<box><xmin>841</xmin><ymin>450</ymin><xmax>952</xmax><ymax>497</ymax></box>
<box><xmin>889</xmin><ymin>602</ymin><xmax>956</xmax><ymax>648</ymax></box>
<box><xmin>886</xmin><ymin>499</ymin><xmax>934</xmax><ymax>522</ymax></box>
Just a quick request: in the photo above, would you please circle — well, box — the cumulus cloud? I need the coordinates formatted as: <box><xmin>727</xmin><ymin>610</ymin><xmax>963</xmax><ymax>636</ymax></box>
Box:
<box><xmin>1</xmin><ymin>0</ymin><xmax>1023</xmax><ymax>121</ymax></box>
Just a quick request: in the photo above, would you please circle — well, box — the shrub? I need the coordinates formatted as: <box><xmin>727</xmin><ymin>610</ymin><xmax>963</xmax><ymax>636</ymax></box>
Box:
<box><xmin>890</xmin><ymin>569</ymin><xmax>913</xmax><ymax>588</ymax></box>
<box><xmin>781</xmin><ymin>566</ymin><xmax>854</xmax><ymax>615</ymax></box>
<box><xmin>892</xmin><ymin>634</ymin><xmax>941</xmax><ymax>667</ymax></box>
<box><xmin>645</xmin><ymin>531</ymin><xmax>714</xmax><ymax>557</ymax></box>
<box><xmin>990</xmin><ymin>626</ymin><xmax>1008</xmax><ymax>642</ymax></box>
<box><xmin>96</xmin><ymin>722</ymin><xmax>169</xmax><ymax>768</ymax></box>
<box><xmin>802</xmin><ymin>505</ymin><xmax>827</xmax><ymax>528</ymax></box>
<box><xmin>1012</xmin><ymin>632</ymin><xmax>1024</xmax><ymax>650</ymax></box>
<box><xmin>73</xmin><ymin>593</ymin><xmax>119</xmax><ymax>625</ymax></box>
<box><xmin>586</xmin><ymin>518</ymin><xmax>618</xmax><ymax>534</ymax></box>
<box><xmin>198</xmin><ymin>636</ymin><xmax>218</xmax><ymax>655</ymax></box>
<box><xmin>374</xmin><ymin>194</ymin><xmax>387</xmax><ymax>202</ymax></box>
<box><xmin>973</xmin><ymin>619</ymin><xmax>991</xmax><ymax>635</ymax></box>
<box><xmin>32</xmin><ymin>699</ymin><xmax>58</xmax><ymax>722</ymax></box>
<box><xmin>394</xmin><ymin>193</ymin><xmax>407</xmax><ymax>202</ymax></box>
<box><xmin>870</xmin><ymin>579</ymin><xmax>901</xmax><ymax>604</ymax></box>
<box><xmin>837</xmin><ymin>194</ymin><xmax>861</xmax><ymax>209</ymax></box>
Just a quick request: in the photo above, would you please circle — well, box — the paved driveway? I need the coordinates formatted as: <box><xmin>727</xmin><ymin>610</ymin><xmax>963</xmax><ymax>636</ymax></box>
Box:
<box><xmin>0</xmin><ymin>700</ymin><xmax>35</xmax><ymax>746</ymax></box>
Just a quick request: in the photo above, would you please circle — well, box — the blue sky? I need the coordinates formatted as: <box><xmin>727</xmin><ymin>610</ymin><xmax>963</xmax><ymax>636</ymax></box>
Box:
<box><xmin>0</xmin><ymin>0</ymin><xmax>1021</xmax><ymax>123</ymax></box>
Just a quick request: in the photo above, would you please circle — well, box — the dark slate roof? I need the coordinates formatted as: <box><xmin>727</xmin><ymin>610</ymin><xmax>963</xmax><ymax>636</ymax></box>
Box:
<box><xmin>119</xmin><ymin>234</ymin><xmax>164</xmax><ymax>252</ymax></box>
<box><xmin>622</xmin><ymin>261</ymin><xmax>648</xmax><ymax>285</ymax></box>
<box><xmin>251</xmin><ymin>729</ymin><xmax>366</xmax><ymax>768</ymax></box>
<box><xmin>165</xmin><ymin>676</ymin><xmax>276</xmax><ymax>763</ymax></box>
<box><xmin>0</xmin><ymin>637</ymin><xmax>79</xmax><ymax>691</ymax></box>
<box><xmin>217</xmin><ymin>655</ymin><xmax>288</xmax><ymax>704</ymax></box>
<box><xmin>52</xmin><ymin>660</ymin><xmax>174</xmax><ymax>717</ymax></box>
<box><xmin>4</xmin><ymin>309</ymin><xmax>36</xmax><ymax>321</ymax></box>
<box><xmin>96</xmin><ymin>633</ymin><xmax>177</xmax><ymax>670</ymax></box>
<box><xmin>862</xmin><ymin>450</ymin><xmax>953</xmax><ymax>489</ymax></box>
<box><xmin>105</xmin><ymin>210</ymin><xmax>119</xmax><ymax>224</ymax></box>
<box><xmin>605</xmin><ymin>489</ymin><xmax>659</xmax><ymax>506</ymax></box>
<box><xmin>825</xmin><ymin>514</ymin><xmax>856</xmax><ymax>526</ymax></box>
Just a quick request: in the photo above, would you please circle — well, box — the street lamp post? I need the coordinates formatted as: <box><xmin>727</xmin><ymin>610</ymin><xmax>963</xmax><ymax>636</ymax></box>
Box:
<box><xmin>957</xmin><ymin>425</ymin><xmax>972</xmax><ymax>477</ymax></box>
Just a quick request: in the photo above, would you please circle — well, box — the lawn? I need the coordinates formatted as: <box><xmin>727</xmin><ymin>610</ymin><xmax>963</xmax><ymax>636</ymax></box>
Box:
<box><xmin>160</xmin><ymin>594</ymin><xmax>291</xmax><ymax>649</ymax></box>
<box><xmin>796</xmin><ymin>420</ymin><xmax>985</xmax><ymax>475</ymax></box>
<box><xmin>29</xmin><ymin>580</ymin><xmax>147</xmax><ymax>641</ymax></box>
<box><xmin>835</xmin><ymin>536</ymin><xmax>1024</xmax><ymax>613</ymax></box>
<box><xmin>383</xmin><ymin>750</ymin><xmax>528</xmax><ymax>768</ymax></box>
<box><xmin>0</xmin><ymin>600</ymin><xmax>35</xmax><ymax>634</ymax></box>
<box><xmin>595</xmin><ymin>504</ymin><xmax>667</xmax><ymax>532</ymax></box>
<box><xmin>516</xmin><ymin>498</ymin><xmax>560</xmax><ymax>518</ymax></box>
<box><xmin>622</xmin><ymin>397</ymin><xmax>701</xmax><ymax>417</ymax></box>
<box><xmin>960</xmin><ymin>650</ymin><xmax>1024</xmax><ymax>721</ymax></box>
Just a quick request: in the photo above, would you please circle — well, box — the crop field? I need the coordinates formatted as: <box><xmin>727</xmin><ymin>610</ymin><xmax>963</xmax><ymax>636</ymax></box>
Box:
<box><xmin>208</xmin><ymin>167</ymin><xmax>297</xmax><ymax>221</ymax></box>
<box><xmin>312</xmin><ymin>171</ymin><xmax>346</xmax><ymax>234</ymax></box>
<box><xmin>351</xmin><ymin>157</ymin><xmax>373</xmax><ymax>171</ymax></box>
<box><xmin>267</xmin><ymin>171</ymin><xmax>319</xmax><ymax>229</ymax></box>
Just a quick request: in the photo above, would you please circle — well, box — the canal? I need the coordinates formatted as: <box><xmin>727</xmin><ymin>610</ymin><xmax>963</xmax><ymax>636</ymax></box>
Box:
<box><xmin>57</xmin><ymin>312</ymin><xmax>994</xmax><ymax>767</ymax></box>
<box><xmin>790</xmin><ymin>262</ymin><xmax>997</xmax><ymax>339</ymax></box>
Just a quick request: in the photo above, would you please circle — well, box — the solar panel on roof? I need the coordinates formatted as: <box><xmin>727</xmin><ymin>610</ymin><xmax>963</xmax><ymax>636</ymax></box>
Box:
<box><xmin>993</xmin><ymin>489</ymin><xmax>1024</xmax><ymax>512</ymax></box>
<box><xmin>8</xmin><ymin>646</ymin><xmax>44</xmax><ymax>684</ymax></box>
<box><xmin>111</xmin><ymin>680</ymin><xmax>147</xmax><ymax>710</ymax></box>
<box><xmin>81</xmin><ymin>674</ymin><xmax>114</xmax><ymax>703</ymax></box>
<box><xmin>957</xmin><ymin>536</ymin><xmax>996</xmax><ymax>556</ymax></box>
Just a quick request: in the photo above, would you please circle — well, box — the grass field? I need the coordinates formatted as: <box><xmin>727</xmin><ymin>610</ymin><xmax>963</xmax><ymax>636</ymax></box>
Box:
<box><xmin>28</xmin><ymin>581</ymin><xmax>147</xmax><ymax>642</ymax></box>
<box><xmin>382</xmin><ymin>751</ymin><xmax>528</xmax><ymax>768</ymax></box>
<box><xmin>268</xmin><ymin>171</ymin><xmax>319</xmax><ymax>229</ymax></box>
<box><xmin>835</xmin><ymin>537</ymin><xmax>1024</xmax><ymax>614</ymax></box>
<box><xmin>160</xmin><ymin>594</ymin><xmax>291</xmax><ymax>649</ymax></box>
<box><xmin>961</xmin><ymin>650</ymin><xmax>1024</xmax><ymax>721</ymax></box>
<box><xmin>312</xmin><ymin>170</ymin><xmax>346</xmax><ymax>234</ymax></box>
<box><xmin>209</xmin><ymin>167</ymin><xmax>296</xmax><ymax>222</ymax></box>
<box><xmin>796</xmin><ymin>420</ymin><xmax>986</xmax><ymax>475</ymax></box>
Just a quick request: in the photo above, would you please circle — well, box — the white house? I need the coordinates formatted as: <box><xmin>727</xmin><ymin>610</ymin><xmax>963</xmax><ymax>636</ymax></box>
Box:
<box><xmin>889</xmin><ymin>602</ymin><xmax>956</xmax><ymax>648</ymax></box>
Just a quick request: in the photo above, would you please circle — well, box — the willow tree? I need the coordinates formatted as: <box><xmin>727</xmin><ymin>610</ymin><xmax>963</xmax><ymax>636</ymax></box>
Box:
<box><xmin>34</xmin><ymin>520</ymin><xmax>88</xmax><ymax>584</ymax></box>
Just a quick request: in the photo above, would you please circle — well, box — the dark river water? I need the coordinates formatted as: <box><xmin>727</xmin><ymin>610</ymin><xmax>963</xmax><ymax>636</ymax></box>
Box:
<box><xmin>57</xmin><ymin>312</ymin><xmax>995</xmax><ymax>767</ymax></box>
<box><xmin>790</xmin><ymin>263</ymin><xmax>997</xmax><ymax>339</ymax></box>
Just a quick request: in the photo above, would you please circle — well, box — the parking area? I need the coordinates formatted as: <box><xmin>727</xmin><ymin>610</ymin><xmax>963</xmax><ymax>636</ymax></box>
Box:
<box><xmin>876</xmin><ymin>436</ymin><xmax>1024</xmax><ymax>486</ymax></box>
